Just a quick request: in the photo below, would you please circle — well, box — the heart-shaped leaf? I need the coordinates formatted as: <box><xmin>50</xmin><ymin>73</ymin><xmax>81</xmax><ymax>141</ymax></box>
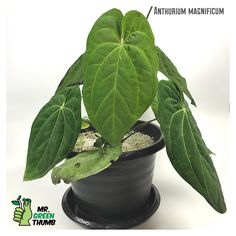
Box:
<box><xmin>82</xmin><ymin>9</ymin><xmax>158</xmax><ymax>145</ymax></box>
<box><xmin>24</xmin><ymin>86</ymin><xmax>81</xmax><ymax>181</ymax></box>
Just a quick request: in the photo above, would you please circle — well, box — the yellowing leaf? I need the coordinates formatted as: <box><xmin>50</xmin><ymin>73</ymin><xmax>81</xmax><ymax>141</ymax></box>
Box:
<box><xmin>51</xmin><ymin>145</ymin><xmax>122</xmax><ymax>184</ymax></box>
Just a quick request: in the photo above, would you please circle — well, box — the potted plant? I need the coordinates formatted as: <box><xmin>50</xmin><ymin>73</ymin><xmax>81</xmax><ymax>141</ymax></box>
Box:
<box><xmin>23</xmin><ymin>8</ymin><xmax>226</xmax><ymax>229</ymax></box>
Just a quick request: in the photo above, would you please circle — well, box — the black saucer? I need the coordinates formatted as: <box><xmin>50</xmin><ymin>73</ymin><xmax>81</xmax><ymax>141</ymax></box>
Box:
<box><xmin>62</xmin><ymin>185</ymin><xmax>161</xmax><ymax>229</ymax></box>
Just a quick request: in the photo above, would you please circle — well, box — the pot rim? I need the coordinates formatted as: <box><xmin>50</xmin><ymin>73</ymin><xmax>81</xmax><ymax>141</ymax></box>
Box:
<box><xmin>119</xmin><ymin>120</ymin><xmax>165</xmax><ymax>161</ymax></box>
<box><xmin>70</xmin><ymin>120</ymin><xmax>165</xmax><ymax>161</ymax></box>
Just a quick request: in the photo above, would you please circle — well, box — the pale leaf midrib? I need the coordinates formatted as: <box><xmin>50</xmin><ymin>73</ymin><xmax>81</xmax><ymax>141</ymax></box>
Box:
<box><xmin>35</xmin><ymin>107</ymin><xmax>76</xmax><ymax>177</ymax></box>
<box><xmin>182</xmin><ymin>113</ymin><xmax>208</xmax><ymax>188</ymax></box>
<box><xmin>89</xmin><ymin>46</ymin><xmax>120</xmax><ymax>111</ymax></box>
<box><xmin>30</xmin><ymin>101</ymin><xmax>75</xmax><ymax>169</ymax></box>
<box><xmin>35</xmin><ymin>108</ymin><xmax>64</xmax><ymax>171</ymax></box>
<box><xmin>168</xmin><ymin>105</ymin><xmax>218</xmax><ymax>208</ymax></box>
<box><xmin>112</xmin><ymin>45</ymin><xmax>122</xmax><ymax>142</ymax></box>
<box><xmin>123</xmin><ymin>44</ymin><xmax>153</xmax><ymax>73</ymax></box>
<box><xmin>122</xmin><ymin>48</ymin><xmax>139</xmax><ymax>112</ymax></box>
<box><xmin>94</xmin><ymin>89</ymin><xmax>114</xmax><ymax>118</ymax></box>
<box><xmin>30</xmin><ymin>107</ymin><xmax>62</xmax><ymax>150</ymax></box>
<box><xmin>124</xmin><ymin>30</ymin><xmax>153</xmax><ymax>44</ymax></box>
<box><xmin>101</xmin><ymin>112</ymin><xmax>127</xmax><ymax>132</ymax></box>
<box><xmin>184</xmin><ymin>113</ymin><xmax>219</xmax><ymax>207</ymax></box>
<box><xmin>168</xmin><ymin>108</ymin><xmax>205</xmax><ymax>190</ymax></box>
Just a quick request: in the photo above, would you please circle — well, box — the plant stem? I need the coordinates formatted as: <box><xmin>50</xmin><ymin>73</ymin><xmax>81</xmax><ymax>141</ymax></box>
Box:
<box><xmin>19</xmin><ymin>200</ymin><xmax>22</xmax><ymax>209</ymax></box>
<box><xmin>122</xmin><ymin>118</ymin><xmax>157</xmax><ymax>143</ymax></box>
<box><xmin>146</xmin><ymin>6</ymin><xmax>153</xmax><ymax>19</ymax></box>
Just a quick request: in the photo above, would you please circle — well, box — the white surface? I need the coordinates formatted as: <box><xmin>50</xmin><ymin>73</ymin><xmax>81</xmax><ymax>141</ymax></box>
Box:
<box><xmin>6</xmin><ymin>0</ymin><xmax>234</xmax><ymax>231</ymax></box>
<box><xmin>6</xmin><ymin>113</ymin><xmax>231</xmax><ymax>230</ymax></box>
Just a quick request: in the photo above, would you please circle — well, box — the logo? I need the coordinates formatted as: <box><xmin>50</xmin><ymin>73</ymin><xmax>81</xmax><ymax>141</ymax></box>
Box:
<box><xmin>12</xmin><ymin>195</ymin><xmax>32</xmax><ymax>226</ymax></box>
<box><xmin>11</xmin><ymin>195</ymin><xmax>56</xmax><ymax>226</ymax></box>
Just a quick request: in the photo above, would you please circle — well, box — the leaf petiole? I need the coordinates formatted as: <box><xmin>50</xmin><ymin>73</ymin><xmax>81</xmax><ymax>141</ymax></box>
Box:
<box><xmin>122</xmin><ymin>118</ymin><xmax>157</xmax><ymax>143</ymax></box>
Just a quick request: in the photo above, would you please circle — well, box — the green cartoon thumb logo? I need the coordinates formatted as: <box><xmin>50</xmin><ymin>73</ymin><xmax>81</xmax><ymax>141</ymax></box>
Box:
<box><xmin>12</xmin><ymin>195</ymin><xmax>32</xmax><ymax>226</ymax></box>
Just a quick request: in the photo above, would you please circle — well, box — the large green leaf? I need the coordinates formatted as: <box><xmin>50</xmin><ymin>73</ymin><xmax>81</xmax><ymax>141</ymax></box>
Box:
<box><xmin>82</xmin><ymin>9</ymin><xmax>158</xmax><ymax>145</ymax></box>
<box><xmin>51</xmin><ymin>145</ymin><xmax>122</xmax><ymax>184</ymax></box>
<box><xmin>155</xmin><ymin>46</ymin><xmax>196</xmax><ymax>106</ymax></box>
<box><xmin>56</xmin><ymin>54</ymin><xmax>84</xmax><ymax>93</ymax></box>
<box><xmin>24</xmin><ymin>86</ymin><xmax>81</xmax><ymax>181</ymax></box>
<box><xmin>156</xmin><ymin>80</ymin><xmax>226</xmax><ymax>213</ymax></box>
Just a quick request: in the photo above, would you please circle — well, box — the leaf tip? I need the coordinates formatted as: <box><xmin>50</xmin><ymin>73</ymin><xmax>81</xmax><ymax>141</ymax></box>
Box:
<box><xmin>216</xmin><ymin>199</ymin><xmax>227</xmax><ymax>214</ymax></box>
<box><xmin>219</xmin><ymin>207</ymin><xmax>227</xmax><ymax>214</ymax></box>
<box><xmin>23</xmin><ymin>172</ymin><xmax>30</xmax><ymax>182</ymax></box>
<box><xmin>23</xmin><ymin>169</ymin><xmax>41</xmax><ymax>182</ymax></box>
<box><xmin>191</xmin><ymin>99</ymin><xmax>197</xmax><ymax>107</ymax></box>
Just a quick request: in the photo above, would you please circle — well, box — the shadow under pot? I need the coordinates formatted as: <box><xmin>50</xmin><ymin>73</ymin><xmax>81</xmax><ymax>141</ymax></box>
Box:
<box><xmin>62</xmin><ymin>120</ymin><xmax>165</xmax><ymax>229</ymax></box>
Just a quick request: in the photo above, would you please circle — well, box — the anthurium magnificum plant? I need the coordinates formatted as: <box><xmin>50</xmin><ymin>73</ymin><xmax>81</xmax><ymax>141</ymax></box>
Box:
<box><xmin>23</xmin><ymin>9</ymin><xmax>226</xmax><ymax>214</ymax></box>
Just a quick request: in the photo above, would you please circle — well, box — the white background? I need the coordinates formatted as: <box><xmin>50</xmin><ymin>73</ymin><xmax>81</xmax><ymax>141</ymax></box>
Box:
<box><xmin>4</xmin><ymin>0</ymin><xmax>236</xmax><ymax>232</ymax></box>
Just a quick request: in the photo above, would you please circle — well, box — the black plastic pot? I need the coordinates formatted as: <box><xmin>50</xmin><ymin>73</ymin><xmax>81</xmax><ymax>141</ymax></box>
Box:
<box><xmin>62</xmin><ymin>120</ymin><xmax>165</xmax><ymax>229</ymax></box>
